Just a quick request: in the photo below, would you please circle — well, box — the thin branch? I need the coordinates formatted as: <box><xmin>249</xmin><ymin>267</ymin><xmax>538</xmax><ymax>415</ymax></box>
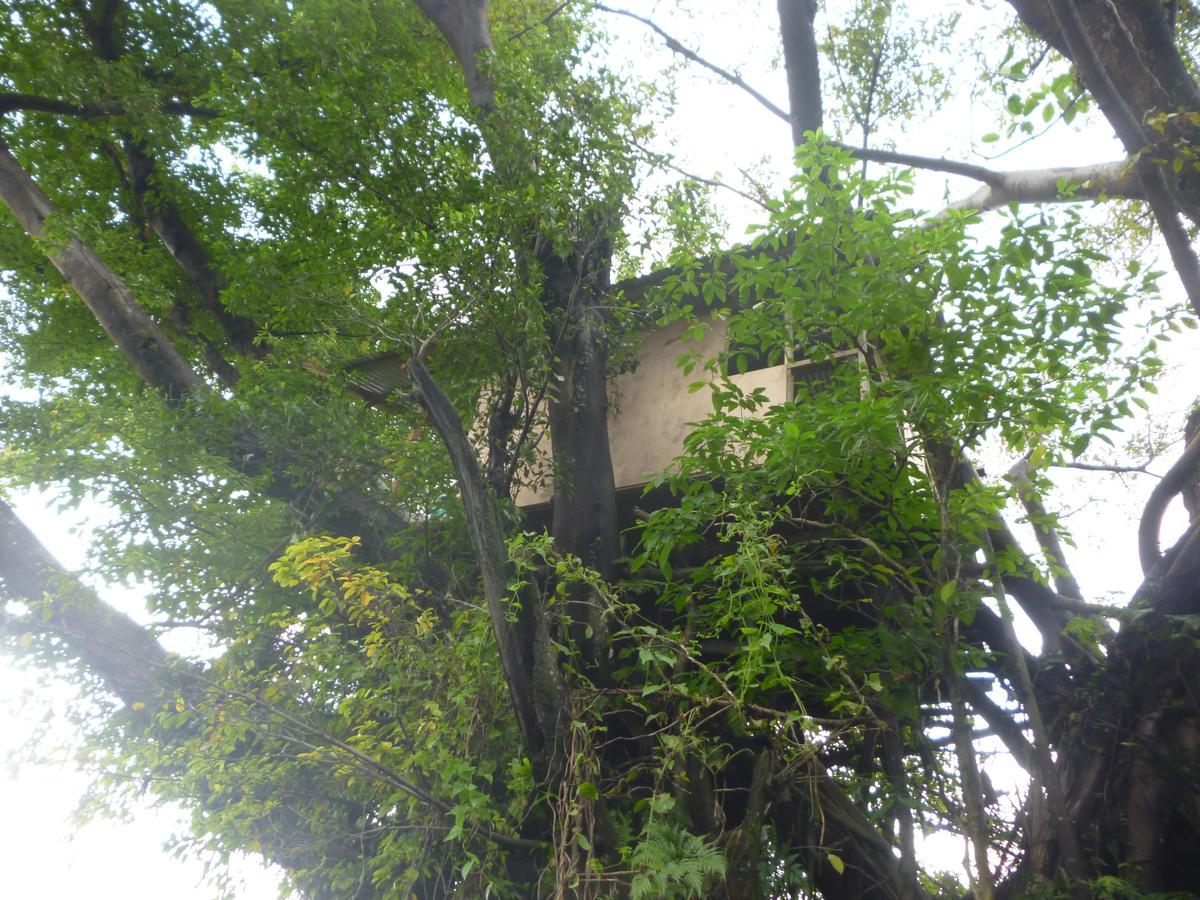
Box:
<box><xmin>632</xmin><ymin>140</ymin><xmax>770</xmax><ymax>210</ymax></box>
<box><xmin>1007</xmin><ymin>457</ymin><xmax>1084</xmax><ymax>602</ymax></box>
<box><xmin>785</xmin><ymin>514</ymin><xmax>924</xmax><ymax>594</ymax></box>
<box><xmin>202</xmin><ymin>679</ymin><xmax>547</xmax><ymax>852</ymax></box>
<box><xmin>1053</xmin><ymin>460</ymin><xmax>1160</xmax><ymax>477</ymax></box>
<box><xmin>508</xmin><ymin>1</ymin><xmax>569</xmax><ymax>42</ymax></box>
<box><xmin>1041</xmin><ymin>593</ymin><xmax>1126</xmax><ymax>617</ymax></box>
<box><xmin>0</xmin><ymin>91</ymin><xmax>219</xmax><ymax>120</ymax></box>
<box><xmin>595</xmin><ymin>4</ymin><xmax>790</xmax><ymax>121</ymax></box>
<box><xmin>856</xmin><ymin>144</ymin><xmax>1005</xmax><ymax>186</ymax></box>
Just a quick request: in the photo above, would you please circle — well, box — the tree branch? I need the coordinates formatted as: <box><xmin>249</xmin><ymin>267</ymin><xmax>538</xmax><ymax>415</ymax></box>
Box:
<box><xmin>1007</xmin><ymin>458</ymin><xmax>1084</xmax><ymax>602</ymax></box>
<box><xmin>1053</xmin><ymin>460</ymin><xmax>1159</xmax><ymax>477</ymax></box>
<box><xmin>0</xmin><ymin>91</ymin><xmax>219</xmax><ymax>120</ymax></box>
<box><xmin>776</xmin><ymin>0</ymin><xmax>822</xmax><ymax>145</ymax></box>
<box><xmin>979</xmin><ymin>529</ymin><xmax>1089</xmax><ymax>885</ymax></box>
<box><xmin>1044</xmin><ymin>0</ymin><xmax>1200</xmax><ymax>317</ymax></box>
<box><xmin>0</xmin><ymin>498</ymin><xmax>175</xmax><ymax>707</ymax></box>
<box><xmin>944</xmin><ymin>636</ymin><xmax>996</xmax><ymax>900</ymax></box>
<box><xmin>1139</xmin><ymin>427</ymin><xmax>1200</xmax><ymax>574</ymax></box>
<box><xmin>596</xmin><ymin>5</ymin><xmax>791</xmax><ymax>122</ymax></box>
<box><xmin>407</xmin><ymin>357</ymin><xmax>561</xmax><ymax>762</ymax></box>
<box><xmin>0</xmin><ymin>138</ymin><xmax>206</xmax><ymax>402</ymax></box>
<box><xmin>962</xmin><ymin>677</ymin><xmax>1036</xmax><ymax>772</ymax></box>
<box><xmin>939</xmin><ymin>160</ymin><xmax>1143</xmax><ymax>216</ymax></box>
<box><xmin>596</xmin><ymin>3</ymin><xmax>1148</xmax><ymax>203</ymax></box>
<box><xmin>121</xmin><ymin>135</ymin><xmax>260</xmax><ymax>365</ymax></box>
<box><xmin>0</xmin><ymin>139</ymin><xmax>409</xmax><ymax>561</ymax></box>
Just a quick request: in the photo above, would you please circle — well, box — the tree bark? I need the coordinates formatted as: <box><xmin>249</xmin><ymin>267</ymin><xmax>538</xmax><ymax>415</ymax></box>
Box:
<box><xmin>0</xmin><ymin>498</ymin><xmax>175</xmax><ymax>706</ymax></box>
<box><xmin>408</xmin><ymin>357</ymin><xmax>565</xmax><ymax>766</ymax></box>
<box><xmin>0</xmin><ymin>139</ymin><xmax>206</xmax><ymax>403</ymax></box>
<box><xmin>777</xmin><ymin>0</ymin><xmax>823</xmax><ymax>146</ymax></box>
<box><xmin>1007</xmin><ymin>0</ymin><xmax>1200</xmax><ymax>223</ymax></box>
<box><xmin>414</xmin><ymin>0</ymin><xmax>622</xmax><ymax>665</ymax></box>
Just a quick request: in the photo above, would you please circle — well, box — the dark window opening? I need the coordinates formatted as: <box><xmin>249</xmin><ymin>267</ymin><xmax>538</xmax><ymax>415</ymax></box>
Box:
<box><xmin>724</xmin><ymin>342</ymin><xmax>783</xmax><ymax>376</ymax></box>
<box><xmin>790</xmin><ymin>350</ymin><xmax>860</xmax><ymax>400</ymax></box>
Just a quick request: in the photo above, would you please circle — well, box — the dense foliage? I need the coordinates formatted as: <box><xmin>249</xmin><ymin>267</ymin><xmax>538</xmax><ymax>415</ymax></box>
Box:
<box><xmin>3</xmin><ymin>1</ymin><xmax>1200</xmax><ymax>898</ymax></box>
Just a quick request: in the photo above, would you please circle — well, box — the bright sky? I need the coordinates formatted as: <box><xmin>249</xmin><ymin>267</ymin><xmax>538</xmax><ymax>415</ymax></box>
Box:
<box><xmin>3</xmin><ymin>1</ymin><xmax>1199</xmax><ymax>896</ymax></box>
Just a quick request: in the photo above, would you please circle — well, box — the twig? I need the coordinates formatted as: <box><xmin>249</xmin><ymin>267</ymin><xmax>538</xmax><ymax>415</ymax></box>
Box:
<box><xmin>632</xmin><ymin>139</ymin><xmax>770</xmax><ymax>210</ymax></box>
<box><xmin>595</xmin><ymin>5</ymin><xmax>790</xmax><ymax>121</ymax></box>
<box><xmin>508</xmin><ymin>1</ymin><xmax>569</xmax><ymax>41</ymax></box>
<box><xmin>1053</xmin><ymin>460</ymin><xmax>1159</xmax><ymax>477</ymax></box>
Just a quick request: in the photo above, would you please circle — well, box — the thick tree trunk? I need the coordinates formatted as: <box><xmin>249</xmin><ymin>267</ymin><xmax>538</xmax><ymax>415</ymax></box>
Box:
<box><xmin>414</xmin><ymin>0</ymin><xmax>623</xmax><ymax>662</ymax></box>
<box><xmin>541</xmin><ymin>242</ymin><xmax>621</xmax><ymax>665</ymax></box>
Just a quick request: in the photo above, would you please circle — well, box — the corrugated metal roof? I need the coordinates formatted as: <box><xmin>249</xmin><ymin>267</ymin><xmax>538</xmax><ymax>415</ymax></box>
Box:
<box><xmin>344</xmin><ymin>352</ymin><xmax>408</xmax><ymax>400</ymax></box>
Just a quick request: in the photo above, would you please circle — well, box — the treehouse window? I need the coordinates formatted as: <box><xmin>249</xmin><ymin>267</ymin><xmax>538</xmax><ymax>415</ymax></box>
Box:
<box><xmin>789</xmin><ymin>349</ymin><xmax>861</xmax><ymax>400</ymax></box>
<box><xmin>723</xmin><ymin>341</ymin><xmax>782</xmax><ymax>375</ymax></box>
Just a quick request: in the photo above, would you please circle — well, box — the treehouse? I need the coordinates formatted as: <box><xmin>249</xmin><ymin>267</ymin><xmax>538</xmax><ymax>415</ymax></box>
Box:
<box><xmin>514</xmin><ymin>311</ymin><xmax>857</xmax><ymax>508</ymax></box>
<box><xmin>345</xmin><ymin>308</ymin><xmax>859</xmax><ymax>513</ymax></box>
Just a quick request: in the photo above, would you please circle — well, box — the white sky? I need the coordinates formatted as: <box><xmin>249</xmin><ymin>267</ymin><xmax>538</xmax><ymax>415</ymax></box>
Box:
<box><xmin>3</xmin><ymin>0</ymin><xmax>1199</xmax><ymax>896</ymax></box>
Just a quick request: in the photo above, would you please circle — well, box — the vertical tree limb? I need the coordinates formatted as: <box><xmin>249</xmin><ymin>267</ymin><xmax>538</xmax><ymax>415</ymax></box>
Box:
<box><xmin>880</xmin><ymin>711</ymin><xmax>919</xmax><ymax>898</ymax></box>
<box><xmin>72</xmin><ymin>0</ymin><xmax>262</xmax><ymax>371</ymax></box>
<box><xmin>777</xmin><ymin>0</ymin><xmax>823</xmax><ymax>146</ymax></box>
<box><xmin>943</xmin><ymin>635</ymin><xmax>996</xmax><ymax>900</ymax></box>
<box><xmin>414</xmin><ymin>0</ymin><xmax>621</xmax><ymax>666</ymax></box>
<box><xmin>122</xmin><ymin>140</ymin><xmax>261</xmax><ymax>364</ymax></box>
<box><xmin>980</xmin><ymin>531</ymin><xmax>1089</xmax><ymax>890</ymax></box>
<box><xmin>1007</xmin><ymin>458</ymin><xmax>1084</xmax><ymax>602</ymax></box>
